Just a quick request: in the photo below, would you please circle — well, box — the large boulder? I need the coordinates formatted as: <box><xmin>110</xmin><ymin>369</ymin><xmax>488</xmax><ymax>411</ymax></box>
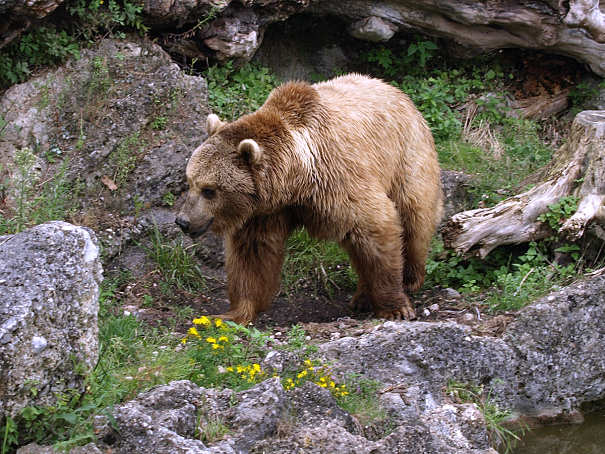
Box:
<box><xmin>0</xmin><ymin>39</ymin><xmax>209</xmax><ymax>259</ymax></box>
<box><xmin>90</xmin><ymin>378</ymin><xmax>494</xmax><ymax>454</ymax></box>
<box><xmin>320</xmin><ymin>272</ymin><xmax>605</xmax><ymax>420</ymax></box>
<box><xmin>0</xmin><ymin>221</ymin><xmax>102</xmax><ymax>418</ymax></box>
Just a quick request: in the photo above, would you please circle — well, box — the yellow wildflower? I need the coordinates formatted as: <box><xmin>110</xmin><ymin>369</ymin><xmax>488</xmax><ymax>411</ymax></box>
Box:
<box><xmin>181</xmin><ymin>337</ymin><xmax>187</xmax><ymax>344</ymax></box>
<box><xmin>212</xmin><ymin>344</ymin><xmax>220</xmax><ymax>350</ymax></box>
<box><xmin>193</xmin><ymin>316</ymin><xmax>211</xmax><ymax>326</ymax></box>
<box><xmin>304</xmin><ymin>359</ymin><xmax>312</xmax><ymax>367</ymax></box>
<box><xmin>253</xmin><ymin>364</ymin><xmax>261</xmax><ymax>373</ymax></box>
<box><xmin>188</xmin><ymin>327</ymin><xmax>200</xmax><ymax>337</ymax></box>
<box><xmin>226</xmin><ymin>366</ymin><xmax>234</xmax><ymax>372</ymax></box>
<box><xmin>297</xmin><ymin>370</ymin><xmax>307</xmax><ymax>379</ymax></box>
<box><xmin>206</xmin><ymin>337</ymin><xmax>217</xmax><ymax>343</ymax></box>
<box><xmin>218</xmin><ymin>336</ymin><xmax>229</xmax><ymax>343</ymax></box>
<box><xmin>215</xmin><ymin>318</ymin><xmax>223</xmax><ymax>328</ymax></box>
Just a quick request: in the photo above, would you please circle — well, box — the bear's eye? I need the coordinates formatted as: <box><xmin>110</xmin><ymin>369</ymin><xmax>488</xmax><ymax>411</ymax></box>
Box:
<box><xmin>201</xmin><ymin>188</ymin><xmax>216</xmax><ymax>200</ymax></box>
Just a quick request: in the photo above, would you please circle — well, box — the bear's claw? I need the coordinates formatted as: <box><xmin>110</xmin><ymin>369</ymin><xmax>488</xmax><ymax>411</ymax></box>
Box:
<box><xmin>374</xmin><ymin>305</ymin><xmax>416</xmax><ymax>321</ymax></box>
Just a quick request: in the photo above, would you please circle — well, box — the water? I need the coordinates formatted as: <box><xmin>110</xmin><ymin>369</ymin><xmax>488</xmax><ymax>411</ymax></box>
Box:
<box><xmin>512</xmin><ymin>412</ymin><xmax>605</xmax><ymax>454</ymax></box>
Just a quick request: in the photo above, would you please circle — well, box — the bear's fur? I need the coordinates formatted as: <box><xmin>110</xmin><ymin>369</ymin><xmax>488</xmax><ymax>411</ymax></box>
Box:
<box><xmin>177</xmin><ymin>74</ymin><xmax>443</xmax><ymax>324</ymax></box>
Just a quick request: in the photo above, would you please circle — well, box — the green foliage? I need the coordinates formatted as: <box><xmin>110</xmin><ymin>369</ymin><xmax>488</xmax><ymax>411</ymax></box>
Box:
<box><xmin>0</xmin><ymin>27</ymin><xmax>79</xmax><ymax>88</ymax></box>
<box><xmin>206</xmin><ymin>62</ymin><xmax>279</xmax><ymax>120</ymax></box>
<box><xmin>150</xmin><ymin>115</ymin><xmax>168</xmax><ymax>130</ymax></box>
<box><xmin>335</xmin><ymin>377</ymin><xmax>394</xmax><ymax>437</ymax></box>
<box><xmin>537</xmin><ymin>196</ymin><xmax>579</xmax><ymax>232</ymax></box>
<box><xmin>87</xmin><ymin>56</ymin><xmax>112</xmax><ymax>95</ymax></box>
<box><xmin>68</xmin><ymin>0</ymin><xmax>148</xmax><ymax>40</ymax></box>
<box><xmin>197</xmin><ymin>416</ymin><xmax>231</xmax><ymax>443</ymax></box>
<box><xmin>1</xmin><ymin>416</ymin><xmax>18</xmax><ymax>454</ymax></box>
<box><xmin>0</xmin><ymin>0</ymin><xmax>147</xmax><ymax>89</ymax></box>
<box><xmin>426</xmin><ymin>239</ymin><xmax>581</xmax><ymax>312</ymax></box>
<box><xmin>282</xmin><ymin>229</ymin><xmax>355</xmax><ymax>296</ymax></box>
<box><xmin>161</xmin><ymin>191</ymin><xmax>176</xmax><ymax>206</ymax></box>
<box><xmin>568</xmin><ymin>80</ymin><xmax>605</xmax><ymax>113</ymax></box>
<box><xmin>446</xmin><ymin>381</ymin><xmax>524</xmax><ymax>453</ymax></box>
<box><xmin>146</xmin><ymin>225</ymin><xmax>206</xmax><ymax>293</ymax></box>
<box><xmin>182</xmin><ymin>317</ymin><xmax>270</xmax><ymax>389</ymax></box>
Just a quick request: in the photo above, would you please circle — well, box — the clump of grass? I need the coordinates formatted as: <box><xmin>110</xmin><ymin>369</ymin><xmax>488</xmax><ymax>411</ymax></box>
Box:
<box><xmin>146</xmin><ymin>225</ymin><xmax>206</xmax><ymax>293</ymax></box>
<box><xmin>283</xmin><ymin>229</ymin><xmax>355</xmax><ymax>296</ymax></box>
<box><xmin>0</xmin><ymin>147</ymin><xmax>80</xmax><ymax>235</ymax></box>
<box><xmin>446</xmin><ymin>380</ymin><xmax>525</xmax><ymax>453</ymax></box>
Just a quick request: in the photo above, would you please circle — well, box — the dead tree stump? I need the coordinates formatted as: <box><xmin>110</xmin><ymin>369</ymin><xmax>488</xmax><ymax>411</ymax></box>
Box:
<box><xmin>443</xmin><ymin>110</ymin><xmax>605</xmax><ymax>257</ymax></box>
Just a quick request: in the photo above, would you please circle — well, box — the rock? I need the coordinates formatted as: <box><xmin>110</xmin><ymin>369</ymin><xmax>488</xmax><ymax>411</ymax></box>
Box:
<box><xmin>203</xmin><ymin>7</ymin><xmax>261</xmax><ymax>62</ymax></box>
<box><xmin>320</xmin><ymin>321</ymin><xmax>519</xmax><ymax>408</ymax></box>
<box><xmin>94</xmin><ymin>380</ymin><xmax>209</xmax><ymax>454</ymax></box>
<box><xmin>442</xmin><ymin>288</ymin><xmax>462</xmax><ymax>300</ymax></box>
<box><xmin>0</xmin><ymin>221</ymin><xmax>102</xmax><ymax>418</ymax></box>
<box><xmin>503</xmin><ymin>275</ymin><xmax>605</xmax><ymax>416</ymax></box>
<box><xmin>0</xmin><ymin>39</ymin><xmax>209</xmax><ymax>261</ymax></box>
<box><xmin>349</xmin><ymin>16</ymin><xmax>397</xmax><ymax>42</ymax></box>
<box><xmin>148</xmin><ymin>1</ymin><xmax>605</xmax><ymax>77</ymax></box>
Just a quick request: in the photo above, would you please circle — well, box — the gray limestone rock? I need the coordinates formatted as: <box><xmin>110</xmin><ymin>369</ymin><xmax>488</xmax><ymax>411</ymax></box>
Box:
<box><xmin>349</xmin><ymin>16</ymin><xmax>397</xmax><ymax>42</ymax></box>
<box><xmin>0</xmin><ymin>221</ymin><xmax>102</xmax><ymax>418</ymax></box>
<box><xmin>0</xmin><ymin>39</ymin><xmax>209</xmax><ymax>260</ymax></box>
<box><xmin>503</xmin><ymin>275</ymin><xmax>605</xmax><ymax>416</ymax></box>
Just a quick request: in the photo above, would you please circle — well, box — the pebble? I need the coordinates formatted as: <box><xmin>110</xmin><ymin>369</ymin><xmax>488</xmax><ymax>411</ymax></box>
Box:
<box><xmin>442</xmin><ymin>288</ymin><xmax>462</xmax><ymax>299</ymax></box>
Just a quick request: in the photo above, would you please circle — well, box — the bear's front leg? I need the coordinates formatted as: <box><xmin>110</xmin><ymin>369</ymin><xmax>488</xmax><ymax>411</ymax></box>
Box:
<box><xmin>215</xmin><ymin>215</ymin><xmax>290</xmax><ymax>325</ymax></box>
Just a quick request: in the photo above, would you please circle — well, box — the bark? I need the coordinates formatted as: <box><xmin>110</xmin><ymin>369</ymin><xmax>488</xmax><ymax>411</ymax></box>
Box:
<box><xmin>442</xmin><ymin>110</ymin><xmax>605</xmax><ymax>258</ymax></box>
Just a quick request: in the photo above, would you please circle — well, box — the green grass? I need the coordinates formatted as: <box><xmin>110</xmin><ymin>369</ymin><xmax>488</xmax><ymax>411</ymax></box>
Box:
<box><xmin>446</xmin><ymin>381</ymin><xmax>525</xmax><ymax>454</ymax></box>
<box><xmin>282</xmin><ymin>229</ymin><xmax>356</xmax><ymax>296</ymax></box>
<box><xmin>146</xmin><ymin>225</ymin><xmax>206</xmax><ymax>293</ymax></box>
<box><xmin>0</xmin><ymin>148</ymin><xmax>81</xmax><ymax>235</ymax></box>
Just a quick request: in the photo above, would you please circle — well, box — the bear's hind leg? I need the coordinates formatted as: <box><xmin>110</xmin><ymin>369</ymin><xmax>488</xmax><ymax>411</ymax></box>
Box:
<box><xmin>340</xmin><ymin>243</ymin><xmax>372</xmax><ymax>313</ymax></box>
<box><xmin>400</xmin><ymin>207</ymin><xmax>437</xmax><ymax>292</ymax></box>
<box><xmin>220</xmin><ymin>214</ymin><xmax>291</xmax><ymax>324</ymax></box>
<box><xmin>346</xmin><ymin>197</ymin><xmax>416</xmax><ymax>320</ymax></box>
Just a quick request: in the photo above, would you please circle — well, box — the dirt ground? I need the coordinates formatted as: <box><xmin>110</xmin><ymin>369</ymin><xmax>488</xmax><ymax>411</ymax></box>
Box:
<box><xmin>109</xmin><ymin>242</ymin><xmax>514</xmax><ymax>344</ymax></box>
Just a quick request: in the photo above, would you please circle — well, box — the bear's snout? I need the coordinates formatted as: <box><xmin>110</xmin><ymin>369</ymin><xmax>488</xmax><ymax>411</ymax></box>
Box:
<box><xmin>175</xmin><ymin>216</ymin><xmax>190</xmax><ymax>232</ymax></box>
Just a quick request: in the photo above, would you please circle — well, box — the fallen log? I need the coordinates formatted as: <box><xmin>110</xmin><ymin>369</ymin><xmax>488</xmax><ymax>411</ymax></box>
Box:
<box><xmin>443</xmin><ymin>110</ymin><xmax>605</xmax><ymax>257</ymax></box>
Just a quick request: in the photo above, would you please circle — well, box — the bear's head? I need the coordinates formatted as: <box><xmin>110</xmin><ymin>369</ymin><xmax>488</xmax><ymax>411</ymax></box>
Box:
<box><xmin>176</xmin><ymin>114</ymin><xmax>264</xmax><ymax>237</ymax></box>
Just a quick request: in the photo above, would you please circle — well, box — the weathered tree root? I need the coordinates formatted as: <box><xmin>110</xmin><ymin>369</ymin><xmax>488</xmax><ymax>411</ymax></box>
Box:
<box><xmin>443</xmin><ymin>110</ymin><xmax>605</xmax><ymax>257</ymax></box>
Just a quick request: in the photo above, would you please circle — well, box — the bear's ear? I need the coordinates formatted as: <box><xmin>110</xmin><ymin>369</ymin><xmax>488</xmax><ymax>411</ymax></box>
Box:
<box><xmin>238</xmin><ymin>139</ymin><xmax>263</xmax><ymax>165</ymax></box>
<box><xmin>207</xmin><ymin>114</ymin><xmax>225</xmax><ymax>136</ymax></box>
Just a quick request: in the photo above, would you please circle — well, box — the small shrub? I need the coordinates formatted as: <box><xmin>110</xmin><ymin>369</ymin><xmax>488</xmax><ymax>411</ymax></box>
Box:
<box><xmin>0</xmin><ymin>27</ymin><xmax>79</xmax><ymax>88</ymax></box>
<box><xmin>206</xmin><ymin>62</ymin><xmax>279</xmax><ymax>120</ymax></box>
<box><xmin>0</xmin><ymin>149</ymin><xmax>79</xmax><ymax>234</ymax></box>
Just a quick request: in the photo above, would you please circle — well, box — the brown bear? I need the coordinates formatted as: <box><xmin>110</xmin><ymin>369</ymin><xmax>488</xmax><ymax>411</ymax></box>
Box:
<box><xmin>176</xmin><ymin>73</ymin><xmax>443</xmax><ymax>324</ymax></box>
